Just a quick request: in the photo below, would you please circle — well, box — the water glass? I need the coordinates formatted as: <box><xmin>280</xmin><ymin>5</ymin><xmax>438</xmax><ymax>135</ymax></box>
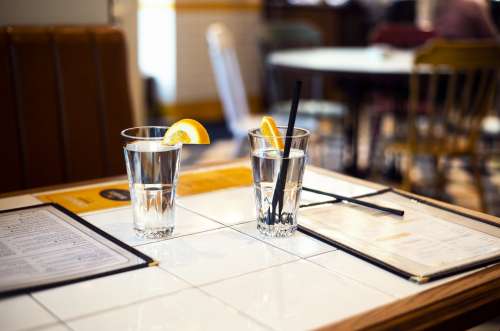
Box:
<box><xmin>248</xmin><ymin>127</ymin><xmax>310</xmax><ymax>237</ymax></box>
<box><xmin>121</xmin><ymin>126</ymin><xmax>182</xmax><ymax>239</ymax></box>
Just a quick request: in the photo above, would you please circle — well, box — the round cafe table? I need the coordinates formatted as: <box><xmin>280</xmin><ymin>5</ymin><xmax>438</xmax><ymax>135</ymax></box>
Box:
<box><xmin>268</xmin><ymin>46</ymin><xmax>414</xmax><ymax>75</ymax></box>
<box><xmin>267</xmin><ymin>46</ymin><xmax>415</xmax><ymax>174</ymax></box>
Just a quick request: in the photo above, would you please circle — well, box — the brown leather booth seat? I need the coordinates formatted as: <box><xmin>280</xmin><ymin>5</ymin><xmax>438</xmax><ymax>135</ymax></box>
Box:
<box><xmin>1</xmin><ymin>26</ymin><xmax>133</xmax><ymax>193</ymax></box>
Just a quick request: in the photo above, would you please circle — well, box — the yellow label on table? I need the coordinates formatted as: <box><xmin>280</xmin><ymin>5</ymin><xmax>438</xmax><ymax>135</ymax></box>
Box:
<box><xmin>36</xmin><ymin>166</ymin><xmax>253</xmax><ymax>214</ymax></box>
<box><xmin>177</xmin><ymin>166</ymin><xmax>252</xmax><ymax>196</ymax></box>
<box><xmin>37</xmin><ymin>183</ymin><xmax>131</xmax><ymax>214</ymax></box>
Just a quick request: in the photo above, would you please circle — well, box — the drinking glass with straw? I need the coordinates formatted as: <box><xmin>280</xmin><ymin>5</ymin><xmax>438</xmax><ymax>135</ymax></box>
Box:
<box><xmin>248</xmin><ymin>81</ymin><xmax>309</xmax><ymax>237</ymax></box>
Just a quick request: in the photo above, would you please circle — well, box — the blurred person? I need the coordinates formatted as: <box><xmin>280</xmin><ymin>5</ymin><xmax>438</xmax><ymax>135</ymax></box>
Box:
<box><xmin>433</xmin><ymin>0</ymin><xmax>498</xmax><ymax>39</ymax></box>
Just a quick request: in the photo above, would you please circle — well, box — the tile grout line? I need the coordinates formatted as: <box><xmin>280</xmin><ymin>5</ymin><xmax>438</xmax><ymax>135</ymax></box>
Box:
<box><xmin>176</xmin><ymin>201</ymin><xmax>255</xmax><ymax>226</ymax></box>
<box><xmin>33</xmin><ymin>222</ymin><xmax>342</xmax><ymax>329</ymax></box>
<box><xmin>26</xmin><ymin>201</ymin><xmax>346</xmax><ymax>329</ymax></box>
<box><xmin>195</xmin><ymin>286</ymin><xmax>277</xmax><ymax>331</ymax></box>
<box><xmin>180</xmin><ymin>259</ymin><xmax>300</xmax><ymax>289</ymax></box>
<box><xmin>33</xmin><ymin>229</ymin><xmax>378</xmax><ymax>328</ymax></box>
<box><xmin>23</xmin><ymin>322</ymin><xmax>73</xmax><ymax>331</ymax></box>
<box><xmin>56</xmin><ymin>287</ymin><xmax>192</xmax><ymax>325</ymax></box>
<box><xmin>132</xmin><ymin>223</ymin><xmax>228</xmax><ymax>248</ymax></box>
<box><xmin>39</xmin><ymin>226</ymin><xmax>296</xmax><ymax>326</ymax></box>
<box><xmin>229</xmin><ymin>223</ymin><xmax>336</xmax><ymax>260</ymax></box>
<box><xmin>305</xmin><ymin>255</ymin><xmax>400</xmax><ymax>300</ymax></box>
<box><xmin>150</xmin><ymin>264</ymin><xmax>275</xmax><ymax>330</ymax></box>
<box><xmin>38</xmin><ymin>254</ymin><xmax>292</xmax><ymax>328</ymax></box>
<box><xmin>229</xmin><ymin>225</ymin><xmax>308</xmax><ymax>260</ymax></box>
<box><xmin>155</xmin><ymin>260</ymin><xmax>283</xmax><ymax>331</ymax></box>
<box><xmin>304</xmin><ymin>249</ymin><xmax>338</xmax><ymax>259</ymax></box>
<box><xmin>29</xmin><ymin>292</ymin><xmax>64</xmax><ymax>329</ymax></box>
<box><xmin>53</xmin><ymin>265</ymin><xmax>279</xmax><ymax>331</ymax></box>
<box><xmin>30</xmin><ymin>256</ymin><xmax>393</xmax><ymax>331</ymax></box>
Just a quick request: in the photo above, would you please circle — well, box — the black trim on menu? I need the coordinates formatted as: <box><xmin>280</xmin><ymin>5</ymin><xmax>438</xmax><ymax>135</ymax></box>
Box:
<box><xmin>297</xmin><ymin>226</ymin><xmax>415</xmax><ymax>280</ymax></box>
<box><xmin>298</xmin><ymin>189</ymin><xmax>500</xmax><ymax>283</ymax></box>
<box><xmin>392</xmin><ymin>189</ymin><xmax>500</xmax><ymax>229</ymax></box>
<box><xmin>0</xmin><ymin>203</ymin><xmax>155</xmax><ymax>298</ymax></box>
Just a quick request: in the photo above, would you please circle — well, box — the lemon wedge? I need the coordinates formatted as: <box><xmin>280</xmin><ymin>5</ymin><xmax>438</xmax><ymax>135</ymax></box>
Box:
<box><xmin>260</xmin><ymin>116</ymin><xmax>284</xmax><ymax>150</ymax></box>
<box><xmin>162</xmin><ymin>119</ymin><xmax>211</xmax><ymax>145</ymax></box>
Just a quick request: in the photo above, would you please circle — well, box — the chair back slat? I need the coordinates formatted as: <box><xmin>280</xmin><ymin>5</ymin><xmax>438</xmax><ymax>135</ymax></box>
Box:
<box><xmin>469</xmin><ymin>69</ymin><xmax>499</xmax><ymax>143</ymax></box>
<box><xmin>410</xmin><ymin>40</ymin><xmax>500</xmax><ymax>154</ymax></box>
<box><xmin>442</xmin><ymin>71</ymin><xmax>457</xmax><ymax>136</ymax></box>
<box><xmin>459</xmin><ymin>70</ymin><xmax>475</xmax><ymax>127</ymax></box>
<box><xmin>426</xmin><ymin>70</ymin><xmax>439</xmax><ymax>141</ymax></box>
<box><xmin>409</xmin><ymin>70</ymin><xmax>420</xmax><ymax>150</ymax></box>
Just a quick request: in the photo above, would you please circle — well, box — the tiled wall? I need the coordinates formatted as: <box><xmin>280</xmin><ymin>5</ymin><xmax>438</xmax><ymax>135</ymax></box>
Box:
<box><xmin>176</xmin><ymin>9</ymin><xmax>261</xmax><ymax>102</ymax></box>
<box><xmin>140</xmin><ymin>0</ymin><xmax>262</xmax><ymax>121</ymax></box>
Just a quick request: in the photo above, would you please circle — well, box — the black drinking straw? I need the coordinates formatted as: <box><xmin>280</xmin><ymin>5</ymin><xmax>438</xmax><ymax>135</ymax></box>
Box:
<box><xmin>268</xmin><ymin>80</ymin><xmax>302</xmax><ymax>225</ymax></box>
<box><xmin>302</xmin><ymin>187</ymin><xmax>405</xmax><ymax>216</ymax></box>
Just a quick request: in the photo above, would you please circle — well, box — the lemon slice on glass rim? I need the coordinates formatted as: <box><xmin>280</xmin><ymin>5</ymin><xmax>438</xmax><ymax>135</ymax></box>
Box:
<box><xmin>260</xmin><ymin>116</ymin><xmax>284</xmax><ymax>150</ymax></box>
<box><xmin>162</xmin><ymin>119</ymin><xmax>211</xmax><ymax>145</ymax></box>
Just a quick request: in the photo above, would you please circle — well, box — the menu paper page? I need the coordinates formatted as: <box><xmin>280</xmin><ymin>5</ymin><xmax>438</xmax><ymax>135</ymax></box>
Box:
<box><xmin>299</xmin><ymin>192</ymin><xmax>500</xmax><ymax>278</ymax></box>
<box><xmin>0</xmin><ymin>205</ymin><xmax>146</xmax><ymax>295</ymax></box>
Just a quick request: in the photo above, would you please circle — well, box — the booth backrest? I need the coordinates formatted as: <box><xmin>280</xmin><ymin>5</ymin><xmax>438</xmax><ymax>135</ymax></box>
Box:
<box><xmin>0</xmin><ymin>26</ymin><xmax>133</xmax><ymax>193</ymax></box>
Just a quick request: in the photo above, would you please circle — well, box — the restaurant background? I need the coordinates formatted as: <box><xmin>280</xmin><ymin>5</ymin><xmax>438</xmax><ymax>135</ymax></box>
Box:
<box><xmin>1</xmin><ymin>0</ymin><xmax>499</xmax><ymax>214</ymax></box>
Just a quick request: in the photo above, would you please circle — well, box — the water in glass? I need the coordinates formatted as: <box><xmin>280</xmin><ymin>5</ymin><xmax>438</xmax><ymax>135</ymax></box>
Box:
<box><xmin>251</xmin><ymin>148</ymin><xmax>306</xmax><ymax>237</ymax></box>
<box><xmin>124</xmin><ymin>140</ymin><xmax>181</xmax><ymax>238</ymax></box>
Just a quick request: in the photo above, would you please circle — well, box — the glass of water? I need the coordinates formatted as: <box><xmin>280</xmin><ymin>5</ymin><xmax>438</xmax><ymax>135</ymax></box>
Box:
<box><xmin>121</xmin><ymin>126</ymin><xmax>182</xmax><ymax>239</ymax></box>
<box><xmin>249</xmin><ymin>127</ymin><xmax>310</xmax><ymax>237</ymax></box>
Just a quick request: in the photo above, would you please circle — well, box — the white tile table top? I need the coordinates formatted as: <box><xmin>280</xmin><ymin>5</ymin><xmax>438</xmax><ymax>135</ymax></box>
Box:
<box><xmin>37</xmin><ymin>323</ymin><xmax>71</xmax><ymax>331</ymax></box>
<box><xmin>33</xmin><ymin>267</ymin><xmax>190</xmax><ymax>320</ymax></box>
<box><xmin>0</xmin><ymin>165</ymin><xmax>490</xmax><ymax>331</ymax></box>
<box><xmin>68</xmin><ymin>288</ymin><xmax>269</xmax><ymax>331</ymax></box>
<box><xmin>203</xmin><ymin>259</ymin><xmax>394</xmax><ymax>331</ymax></box>
<box><xmin>83</xmin><ymin>205</ymin><xmax>223</xmax><ymax>247</ymax></box>
<box><xmin>233</xmin><ymin>221</ymin><xmax>335</xmax><ymax>258</ymax></box>
<box><xmin>178</xmin><ymin>187</ymin><xmax>256</xmax><ymax>225</ymax></box>
<box><xmin>138</xmin><ymin>228</ymin><xmax>298</xmax><ymax>286</ymax></box>
<box><xmin>309</xmin><ymin>250</ymin><xmax>424</xmax><ymax>298</ymax></box>
<box><xmin>309</xmin><ymin>250</ymin><xmax>482</xmax><ymax>299</ymax></box>
<box><xmin>176</xmin><ymin>169</ymin><xmax>381</xmax><ymax>226</ymax></box>
<box><xmin>0</xmin><ymin>295</ymin><xmax>58</xmax><ymax>331</ymax></box>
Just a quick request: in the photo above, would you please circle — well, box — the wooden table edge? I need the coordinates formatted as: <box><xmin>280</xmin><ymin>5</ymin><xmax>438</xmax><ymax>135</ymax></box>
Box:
<box><xmin>316</xmin><ymin>263</ymin><xmax>500</xmax><ymax>331</ymax></box>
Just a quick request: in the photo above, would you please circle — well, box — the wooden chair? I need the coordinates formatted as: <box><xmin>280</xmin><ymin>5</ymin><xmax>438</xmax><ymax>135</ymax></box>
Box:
<box><xmin>388</xmin><ymin>40</ymin><xmax>500</xmax><ymax>211</ymax></box>
<box><xmin>207</xmin><ymin>22</ymin><xmax>346</xmax><ymax>166</ymax></box>
<box><xmin>1</xmin><ymin>26</ymin><xmax>134</xmax><ymax>194</ymax></box>
<box><xmin>367</xmin><ymin>23</ymin><xmax>436</xmax><ymax>168</ymax></box>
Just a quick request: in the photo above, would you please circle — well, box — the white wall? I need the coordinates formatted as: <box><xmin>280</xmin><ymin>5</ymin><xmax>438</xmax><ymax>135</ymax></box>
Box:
<box><xmin>139</xmin><ymin>2</ymin><xmax>177</xmax><ymax>103</ymax></box>
<box><xmin>0</xmin><ymin>0</ymin><xmax>109</xmax><ymax>25</ymax></box>
<box><xmin>176</xmin><ymin>10</ymin><xmax>261</xmax><ymax>103</ymax></box>
<box><xmin>112</xmin><ymin>0</ymin><xmax>145</xmax><ymax>125</ymax></box>
<box><xmin>139</xmin><ymin>0</ymin><xmax>262</xmax><ymax>116</ymax></box>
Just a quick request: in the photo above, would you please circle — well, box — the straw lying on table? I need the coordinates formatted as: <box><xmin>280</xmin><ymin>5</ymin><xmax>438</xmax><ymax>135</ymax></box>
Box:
<box><xmin>267</xmin><ymin>80</ymin><xmax>302</xmax><ymax>225</ymax></box>
<box><xmin>303</xmin><ymin>187</ymin><xmax>405</xmax><ymax>216</ymax></box>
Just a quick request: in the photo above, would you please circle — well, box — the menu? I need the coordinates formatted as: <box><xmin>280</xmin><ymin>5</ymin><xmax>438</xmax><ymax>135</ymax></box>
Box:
<box><xmin>0</xmin><ymin>204</ymin><xmax>154</xmax><ymax>297</ymax></box>
<box><xmin>299</xmin><ymin>190</ymin><xmax>500</xmax><ymax>283</ymax></box>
